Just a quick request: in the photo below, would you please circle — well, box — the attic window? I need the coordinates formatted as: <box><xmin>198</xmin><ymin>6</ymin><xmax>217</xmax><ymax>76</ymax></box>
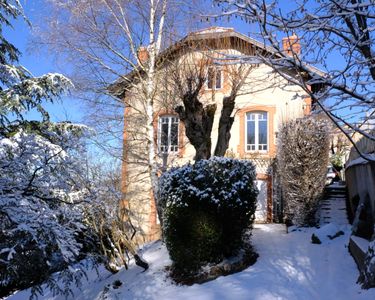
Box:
<box><xmin>207</xmin><ymin>66</ymin><xmax>222</xmax><ymax>90</ymax></box>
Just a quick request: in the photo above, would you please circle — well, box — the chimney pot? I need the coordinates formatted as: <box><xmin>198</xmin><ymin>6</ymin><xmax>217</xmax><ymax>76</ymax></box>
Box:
<box><xmin>137</xmin><ymin>46</ymin><xmax>149</xmax><ymax>64</ymax></box>
<box><xmin>282</xmin><ymin>33</ymin><xmax>301</xmax><ymax>56</ymax></box>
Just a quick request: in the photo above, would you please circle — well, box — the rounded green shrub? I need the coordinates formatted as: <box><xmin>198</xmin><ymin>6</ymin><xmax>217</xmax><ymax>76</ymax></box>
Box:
<box><xmin>159</xmin><ymin>157</ymin><xmax>258</xmax><ymax>274</ymax></box>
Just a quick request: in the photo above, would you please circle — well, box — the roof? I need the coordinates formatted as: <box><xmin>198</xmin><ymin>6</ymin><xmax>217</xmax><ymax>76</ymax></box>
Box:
<box><xmin>183</xmin><ymin>26</ymin><xmax>275</xmax><ymax>52</ymax></box>
<box><xmin>109</xmin><ymin>27</ymin><xmax>325</xmax><ymax>98</ymax></box>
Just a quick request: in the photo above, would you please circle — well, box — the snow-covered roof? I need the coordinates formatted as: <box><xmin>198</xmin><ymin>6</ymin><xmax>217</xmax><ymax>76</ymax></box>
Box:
<box><xmin>192</xmin><ymin>26</ymin><xmax>235</xmax><ymax>35</ymax></box>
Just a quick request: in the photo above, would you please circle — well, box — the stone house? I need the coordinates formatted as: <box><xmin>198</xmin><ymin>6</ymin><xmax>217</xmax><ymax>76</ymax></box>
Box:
<box><xmin>113</xmin><ymin>27</ymin><xmax>321</xmax><ymax>242</ymax></box>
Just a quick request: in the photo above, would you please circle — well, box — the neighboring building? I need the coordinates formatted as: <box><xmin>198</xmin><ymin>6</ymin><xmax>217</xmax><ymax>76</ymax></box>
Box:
<box><xmin>113</xmin><ymin>27</ymin><xmax>321</xmax><ymax>242</ymax></box>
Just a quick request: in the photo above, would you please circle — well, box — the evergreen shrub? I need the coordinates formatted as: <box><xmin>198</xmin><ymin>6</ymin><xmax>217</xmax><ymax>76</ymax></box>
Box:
<box><xmin>159</xmin><ymin>157</ymin><xmax>258</xmax><ymax>274</ymax></box>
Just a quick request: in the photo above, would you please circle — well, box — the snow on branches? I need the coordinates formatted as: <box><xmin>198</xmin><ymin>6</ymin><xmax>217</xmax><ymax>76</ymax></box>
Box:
<box><xmin>1</xmin><ymin>73</ymin><xmax>73</xmax><ymax>122</ymax></box>
<box><xmin>0</xmin><ymin>1</ymin><xmax>91</xmax><ymax>296</ymax></box>
<box><xmin>0</xmin><ymin>128</ymin><xmax>91</xmax><ymax>295</ymax></box>
<box><xmin>215</xmin><ymin>0</ymin><xmax>375</xmax><ymax>160</ymax></box>
<box><xmin>0</xmin><ymin>1</ymin><xmax>72</xmax><ymax>128</ymax></box>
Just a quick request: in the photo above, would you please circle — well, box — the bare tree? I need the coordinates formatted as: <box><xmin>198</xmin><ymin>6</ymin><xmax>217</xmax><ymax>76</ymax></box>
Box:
<box><xmin>172</xmin><ymin>58</ymin><xmax>215</xmax><ymax>160</ymax></box>
<box><xmin>166</xmin><ymin>54</ymin><xmax>251</xmax><ymax>160</ymax></box>
<box><xmin>84</xmin><ymin>161</ymin><xmax>149</xmax><ymax>272</ymax></box>
<box><xmin>39</xmin><ymin>0</ymin><xmax>208</xmax><ymax>239</ymax></box>
<box><xmin>214</xmin><ymin>64</ymin><xmax>251</xmax><ymax>156</ymax></box>
<box><xmin>214</xmin><ymin>0</ymin><xmax>375</xmax><ymax>161</ymax></box>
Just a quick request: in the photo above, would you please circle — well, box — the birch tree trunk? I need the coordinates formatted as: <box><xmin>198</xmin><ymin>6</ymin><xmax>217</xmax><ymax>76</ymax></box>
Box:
<box><xmin>40</xmin><ymin>0</ymin><xmax>179</xmax><ymax>261</ymax></box>
<box><xmin>145</xmin><ymin>0</ymin><xmax>168</xmax><ymax>217</ymax></box>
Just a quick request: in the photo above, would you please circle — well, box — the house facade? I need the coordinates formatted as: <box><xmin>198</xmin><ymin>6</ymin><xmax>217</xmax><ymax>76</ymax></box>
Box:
<box><xmin>118</xmin><ymin>27</ymin><xmax>313</xmax><ymax>242</ymax></box>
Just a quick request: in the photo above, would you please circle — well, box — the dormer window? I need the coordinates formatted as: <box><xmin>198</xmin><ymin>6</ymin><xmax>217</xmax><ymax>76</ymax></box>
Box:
<box><xmin>207</xmin><ymin>66</ymin><xmax>222</xmax><ymax>90</ymax></box>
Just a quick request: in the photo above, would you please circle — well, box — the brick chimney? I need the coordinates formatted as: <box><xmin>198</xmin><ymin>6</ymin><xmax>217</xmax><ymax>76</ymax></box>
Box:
<box><xmin>282</xmin><ymin>33</ymin><xmax>301</xmax><ymax>56</ymax></box>
<box><xmin>137</xmin><ymin>46</ymin><xmax>149</xmax><ymax>64</ymax></box>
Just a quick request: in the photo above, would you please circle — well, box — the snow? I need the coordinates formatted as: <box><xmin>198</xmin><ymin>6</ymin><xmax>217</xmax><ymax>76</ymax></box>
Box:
<box><xmin>193</xmin><ymin>27</ymin><xmax>234</xmax><ymax>35</ymax></box>
<box><xmin>351</xmin><ymin>235</ymin><xmax>370</xmax><ymax>253</ymax></box>
<box><xmin>345</xmin><ymin>154</ymin><xmax>375</xmax><ymax>168</ymax></box>
<box><xmin>8</xmin><ymin>224</ymin><xmax>375</xmax><ymax>300</ymax></box>
<box><xmin>311</xmin><ymin>223</ymin><xmax>346</xmax><ymax>244</ymax></box>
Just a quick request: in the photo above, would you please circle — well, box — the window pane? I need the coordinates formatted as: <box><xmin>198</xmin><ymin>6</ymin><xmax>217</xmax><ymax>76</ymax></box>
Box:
<box><xmin>259</xmin><ymin>112</ymin><xmax>267</xmax><ymax>120</ymax></box>
<box><xmin>258</xmin><ymin>120</ymin><xmax>267</xmax><ymax>145</ymax></box>
<box><xmin>207</xmin><ymin>67</ymin><xmax>214</xmax><ymax>89</ymax></box>
<box><xmin>247</xmin><ymin>112</ymin><xmax>256</xmax><ymax>121</ymax></box>
<box><xmin>161</xmin><ymin>122</ymin><xmax>169</xmax><ymax>147</ymax></box>
<box><xmin>170</xmin><ymin>123</ymin><xmax>178</xmax><ymax>146</ymax></box>
<box><xmin>247</xmin><ymin>120</ymin><xmax>255</xmax><ymax>145</ymax></box>
<box><xmin>245</xmin><ymin>111</ymin><xmax>268</xmax><ymax>152</ymax></box>
<box><xmin>216</xmin><ymin>69</ymin><xmax>222</xmax><ymax>89</ymax></box>
<box><xmin>159</xmin><ymin>116</ymin><xmax>179</xmax><ymax>153</ymax></box>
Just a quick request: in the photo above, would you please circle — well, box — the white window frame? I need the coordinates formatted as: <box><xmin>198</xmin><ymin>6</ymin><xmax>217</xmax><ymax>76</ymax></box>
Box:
<box><xmin>206</xmin><ymin>66</ymin><xmax>223</xmax><ymax>90</ymax></box>
<box><xmin>245</xmin><ymin>111</ymin><xmax>268</xmax><ymax>152</ymax></box>
<box><xmin>158</xmin><ymin>115</ymin><xmax>179</xmax><ymax>153</ymax></box>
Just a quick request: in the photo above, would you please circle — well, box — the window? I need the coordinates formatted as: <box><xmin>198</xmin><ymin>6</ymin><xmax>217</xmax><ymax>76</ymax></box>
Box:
<box><xmin>246</xmin><ymin>111</ymin><xmax>268</xmax><ymax>151</ymax></box>
<box><xmin>207</xmin><ymin>66</ymin><xmax>222</xmax><ymax>90</ymax></box>
<box><xmin>158</xmin><ymin>115</ymin><xmax>179</xmax><ymax>153</ymax></box>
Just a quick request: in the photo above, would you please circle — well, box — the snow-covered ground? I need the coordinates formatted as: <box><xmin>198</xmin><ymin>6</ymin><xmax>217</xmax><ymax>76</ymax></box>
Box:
<box><xmin>8</xmin><ymin>224</ymin><xmax>375</xmax><ymax>300</ymax></box>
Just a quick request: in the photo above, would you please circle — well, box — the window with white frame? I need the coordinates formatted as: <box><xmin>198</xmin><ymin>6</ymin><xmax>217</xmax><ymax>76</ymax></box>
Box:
<box><xmin>246</xmin><ymin>111</ymin><xmax>268</xmax><ymax>151</ymax></box>
<box><xmin>158</xmin><ymin>115</ymin><xmax>179</xmax><ymax>153</ymax></box>
<box><xmin>207</xmin><ymin>66</ymin><xmax>222</xmax><ymax>90</ymax></box>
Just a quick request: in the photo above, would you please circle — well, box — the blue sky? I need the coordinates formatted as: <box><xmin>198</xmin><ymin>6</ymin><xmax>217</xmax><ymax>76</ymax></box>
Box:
<box><xmin>4</xmin><ymin>0</ymin><xmax>84</xmax><ymax>123</ymax></box>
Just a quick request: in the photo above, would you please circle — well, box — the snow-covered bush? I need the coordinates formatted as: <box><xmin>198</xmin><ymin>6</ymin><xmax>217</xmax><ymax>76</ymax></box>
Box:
<box><xmin>0</xmin><ymin>127</ymin><xmax>94</xmax><ymax>297</ymax></box>
<box><xmin>159</xmin><ymin>157</ymin><xmax>258</xmax><ymax>274</ymax></box>
<box><xmin>278</xmin><ymin>117</ymin><xmax>329</xmax><ymax>226</ymax></box>
<box><xmin>359</xmin><ymin>240</ymin><xmax>375</xmax><ymax>288</ymax></box>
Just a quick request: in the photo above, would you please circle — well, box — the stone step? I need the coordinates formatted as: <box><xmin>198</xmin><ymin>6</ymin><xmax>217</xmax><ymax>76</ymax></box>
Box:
<box><xmin>319</xmin><ymin>184</ymin><xmax>348</xmax><ymax>226</ymax></box>
<box><xmin>325</xmin><ymin>184</ymin><xmax>346</xmax><ymax>190</ymax></box>
<box><xmin>325</xmin><ymin>190</ymin><xmax>347</xmax><ymax>195</ymax></box>
<box><xmin>326</xmin><ymin>190</ymin><xmax>347</xmax><ymax>194</ymax></box>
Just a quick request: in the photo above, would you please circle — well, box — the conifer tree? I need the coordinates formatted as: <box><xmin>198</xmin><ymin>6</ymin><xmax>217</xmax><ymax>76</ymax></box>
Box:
<box><xmin>0</xmin><ymin>1</ymin><xmax>91</xmax><ymax>297</ymax></box>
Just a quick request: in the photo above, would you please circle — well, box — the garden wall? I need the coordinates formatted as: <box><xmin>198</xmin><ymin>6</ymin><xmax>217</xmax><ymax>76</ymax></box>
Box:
<box><xmin>346</xmin><ymin>160</ymin><xmax>375</xmax><ymax>238</ymax></box>
<box><xmin>346</xmin><ymin>158</ymin><xmax>375</xmax><ymax>273</ymax></box>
